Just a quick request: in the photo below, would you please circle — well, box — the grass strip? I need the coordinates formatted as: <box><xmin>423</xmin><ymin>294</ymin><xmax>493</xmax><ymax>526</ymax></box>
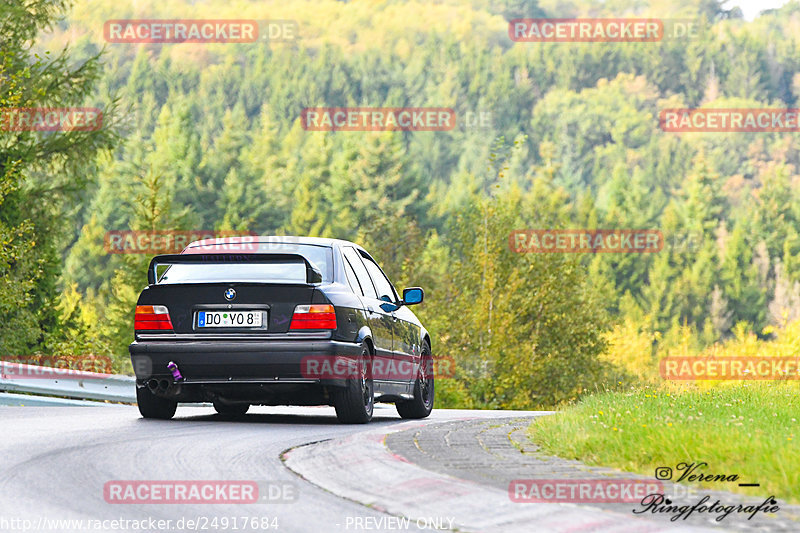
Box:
<box><xmin>529</xmin><ymin>384</ymin><xmax>800</xmax><ymax>503</ymax></box>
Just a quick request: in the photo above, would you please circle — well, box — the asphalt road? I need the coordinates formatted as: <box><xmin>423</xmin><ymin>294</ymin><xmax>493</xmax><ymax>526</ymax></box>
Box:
<box><xmin>0</xmin><ymin>405</ymin><xmax>543</xmax><ymax>533</ymax></box>
<box><xmin>3</xmin><ymin>405</ymin><xmax>792</xmax><ymax>533</ymax></box>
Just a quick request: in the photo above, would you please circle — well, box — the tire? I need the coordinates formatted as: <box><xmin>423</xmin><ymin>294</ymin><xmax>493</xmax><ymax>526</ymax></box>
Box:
<box><xmin>213</xmin><ymin>401</ymin><xmax>249</xmax><ymax>416</ymax></box>
<box><xmin>396</xmin><ymin>343</ymin><xmax>434</xmax><ymax>419</ymax></box>
<box><xmin>136</xmin><ymin>386</ymin><xmax>177</xmax><ymax>420</ymax></box>
<box><xmin>332</xmin><ymin>346</ymin><xmax>374</xmax><ymax>424</ymax></box>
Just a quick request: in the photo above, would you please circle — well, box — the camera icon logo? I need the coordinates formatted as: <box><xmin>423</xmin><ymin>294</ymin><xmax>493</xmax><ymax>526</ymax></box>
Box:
<box><xmin>655</xmin><ymin>467</ymin><xmax>673</xmax><ymax>480</ymax></box>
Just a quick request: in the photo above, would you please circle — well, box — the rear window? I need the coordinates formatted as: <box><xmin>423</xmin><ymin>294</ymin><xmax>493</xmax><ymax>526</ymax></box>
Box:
<box><xmin>158</xmin><ymin>262</ymin><xmax>309</xmax><ymax>284</ymax></box>
<box><xmin>158</xmin><ymin>244</ymin><xmax>333</xmax><ymax>284</ymax></box>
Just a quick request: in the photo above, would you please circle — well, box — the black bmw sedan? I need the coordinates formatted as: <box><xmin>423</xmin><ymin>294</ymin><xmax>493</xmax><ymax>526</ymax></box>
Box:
<box><xmin>129</xmin><ymin>236</ymin><xmax>432</xmax><ymax>424</ymax></box>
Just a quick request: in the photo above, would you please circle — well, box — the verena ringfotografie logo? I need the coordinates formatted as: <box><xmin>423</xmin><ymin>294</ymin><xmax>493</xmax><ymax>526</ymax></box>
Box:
<box><xmin>300</xmin><ymin>355</ymin><xmax>455</xmax><ymax>380</ymax></box>
<box><xmin>660</xmin><ymin>108</ymin><xmax>800</xmax><ymax>132</ymax></box>
<box><xmin>510</xmin><ymin>19</ymin><xmax>663</xmax><ymax>42</ymax></box>
<box><xmin>104</xmin><ymin>20</ymin><xmax>298</xmax><ymax>44</ymax></box>
<box><xmin>660</xmin><ymin>357</ymin><xmax>800</xmax><ymax>380</ymax></box>
<box><xmin>509</xmin><ymin>479</ymin><xmax>663</xmax><ymax>503</ymax></box>
<box><xmin>510</xmin><ymin>230</ymin><xmax>663</xmax><ymax>253</ymax></box>
<box><xmin>1</xmin><ymin>355</ymin><xmax>112</xmax><ymax>378</ymax></box>
<box><xmin>0</xmin><ymin>108</ymin><xmax>102</xmax><ymax>131</ymax></box>
<box><xmin>104</xmin><ymin>231</ymin><xmax>257</xmax><ymax>254</ymax></box>
<box><xmin>635</xmin><ymin>462</ymin><xmax>779</xmax><ymax>523</ymax></box>
<box><xmin>300</xmin><ymin>107</ymin><xmax>456</xmax><ymax>131</ymax></box>
<box><xmin>103</xmin><ymin>481</ymin><xmax>297</xmax><ymax>504</ymax></box>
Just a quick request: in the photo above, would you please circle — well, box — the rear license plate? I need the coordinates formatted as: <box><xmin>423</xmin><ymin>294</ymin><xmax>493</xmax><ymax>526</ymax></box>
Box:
<box><xmin>197</xmin><ymin>311</ymin><xmax>263</xmax><ymax>328</ymax></box>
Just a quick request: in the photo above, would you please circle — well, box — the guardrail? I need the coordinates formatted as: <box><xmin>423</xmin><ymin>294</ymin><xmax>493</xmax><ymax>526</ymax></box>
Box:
<box><xmin>0</xmin><ymin>361</ymin><xmax>136</xmax><ymax>404</ymax></box>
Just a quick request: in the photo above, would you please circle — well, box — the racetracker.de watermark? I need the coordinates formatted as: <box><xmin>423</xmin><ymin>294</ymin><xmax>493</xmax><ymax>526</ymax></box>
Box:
<box><xmin>509</xmin><ymin>18</ymin><xmax>702</xmax><ymax>43</ymax></box>
<box><xmin>510</xmin><ymin>18</ymin><xmax>662</xmax><ymax>42</ymax></box>
<box><xmin>660</xmin><ymin>357</ymin><xmax>800</xmax><ymax>380</ymax></box>
<box><xmin>1</xmin><ymin>355</ymin><xmax>112</xmax><ymax>378</ymax></box>
<box><xmin>509</xmin><ymin>479</ymin><xmax>663</xmax><ymax>503</ymax></box>
<box><xmin>103</xmin><ymin>20</ymin><xmax>298</xmax><ymax>43</ymax></box>
<box><xmin>509</xmin><ymin>229</ymin><xmax>663</xmax><ymax>253</ymax></box>
<box><xmin>0</xmin><ymin>107</ymin><xmax>102</xmax><ymax>131</ymax></box>
<box><xmin>103</xmin><ymin>481</ymin><xmax>297</xmax><ymax>504</ymax></box>
<box><xmin>461</xmin><ymin>110</ymin><xmax>493</xmax><ymax>130</ymax></box>
<box><xmin>300</xmin><ymin>107</ymin><xmax>456</xmax><ymax>131</ymax></box>
<box><xmin>104</xmin><ymin>230</ymin><xmax>257</xmax><ymax>254</ymax></box>
<box><xmin>660</xmin><ymin>108</ymin><xmax>800</xmax><ymax>132</ymax></box>
<box><xmin>300</xmin><ymin>355</ymin><xmax>455</xmax><ymax>380</ymax></box>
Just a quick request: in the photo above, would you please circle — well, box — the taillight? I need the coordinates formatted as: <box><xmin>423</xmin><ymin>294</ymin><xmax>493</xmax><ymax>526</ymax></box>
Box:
<box><xmin>134</xmin><ymin>305</ymin><xmax>173</xmax><ymax>331</ymax></box>
<box><xmin>289</xmin><ymin>304</ymin><xmax>337</xmax><ymax>330</ymax></box>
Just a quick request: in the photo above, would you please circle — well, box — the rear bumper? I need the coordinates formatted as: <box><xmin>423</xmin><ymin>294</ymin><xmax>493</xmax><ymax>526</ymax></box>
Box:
<box><xmin>129</xmin><ymin>338</ymin><xmax>362</xmax><ymax>388</ymax></box>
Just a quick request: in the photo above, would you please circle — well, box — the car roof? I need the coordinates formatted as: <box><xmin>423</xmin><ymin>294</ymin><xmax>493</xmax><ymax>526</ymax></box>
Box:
<box><xmin>182</xmin><ymin>235</ymin><xmax>364</xmax><ymax>253</ymax></box>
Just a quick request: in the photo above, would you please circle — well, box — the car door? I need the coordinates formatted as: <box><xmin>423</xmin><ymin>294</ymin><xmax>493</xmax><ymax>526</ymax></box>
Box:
<box><xmin>340</xmin><ymin>246</ymin><xmax>394</xmax><ymax>378</ymax></box>
<box><xmin>358</xmin><ymin>251</ymin><xmax>417</xmax><ymax>385</ymax></box>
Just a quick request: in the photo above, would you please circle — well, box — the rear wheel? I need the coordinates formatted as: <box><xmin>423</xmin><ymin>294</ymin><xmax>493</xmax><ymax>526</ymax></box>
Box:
<box><xmin>213</xmin><ymin>401</ymin><xmax>249</xmax><ymax>416</ymax></box>
<box><xmin>396</xmin><ymin>343</ymin><xmax>434</xmax><ymax>419</ymax></box>
<box><xmin>136</xmin><ymin>386</ymin><xmax>177</xmax><ymax>420</ymax></box>
<box><xmin>332</xmin><ymin>346</ymin><xmax>374</xmax><ymax>424</ymax></box>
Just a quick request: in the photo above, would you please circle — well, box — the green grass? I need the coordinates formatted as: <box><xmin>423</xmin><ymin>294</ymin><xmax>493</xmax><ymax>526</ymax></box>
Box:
<box><xmin>529</xmin><ymin>384</ymin><xmax>800</xmax><ymax>503</ymax></box>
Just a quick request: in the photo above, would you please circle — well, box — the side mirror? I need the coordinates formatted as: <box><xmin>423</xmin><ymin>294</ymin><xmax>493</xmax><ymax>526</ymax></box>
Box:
<box><xmin>402</xmin><ymin>287</ymin><xmax>424</xmax><ymax>306</ymax></box>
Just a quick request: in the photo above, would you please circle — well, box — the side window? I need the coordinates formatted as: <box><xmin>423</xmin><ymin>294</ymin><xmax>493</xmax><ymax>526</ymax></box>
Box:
<box><xmin>360</xmin><ymin>253</ymin><xmax>397</xmax><ymax>301</ymax></box>
<box><xmin>342</xmin><ymin>251</ymin><xmax>363</xmax><ymax>295</ymax></box>
<box><xmin>342</xmin><ymin>247</ymin><xmax>377</xmax><ymax>299</ymax></box>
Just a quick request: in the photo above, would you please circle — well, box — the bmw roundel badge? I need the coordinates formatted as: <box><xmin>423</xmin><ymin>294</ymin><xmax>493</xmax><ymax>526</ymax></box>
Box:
<box><xmin>224</xmin><ymin>288</ymin><xmax>236</xmax><ymax>301</ymax></box>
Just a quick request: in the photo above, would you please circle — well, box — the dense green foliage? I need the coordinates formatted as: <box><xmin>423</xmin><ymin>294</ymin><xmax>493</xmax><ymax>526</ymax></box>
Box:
<box><xmin>0</xmin><ymin>0</ymin><xmax>115</xmax><ymax>357</ymax></box>
<box><xmin>5</xmin><ymin>0</ymin><xmax>800</xmax><ymax>407</ymax></box>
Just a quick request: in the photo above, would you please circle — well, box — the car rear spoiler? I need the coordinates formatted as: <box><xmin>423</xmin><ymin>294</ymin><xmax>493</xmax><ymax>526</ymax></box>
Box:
<box><xmin>147</xmin><ymin>253</ymin><xmax>324</xmax><ymax>285</ymax></box>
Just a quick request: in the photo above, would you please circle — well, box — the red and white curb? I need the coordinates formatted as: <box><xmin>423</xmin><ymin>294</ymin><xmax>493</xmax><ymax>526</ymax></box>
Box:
<box><xmin>282</xmin><ymin>417</ymin><xmax>712</xmax><ymax>533</ymax></box>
